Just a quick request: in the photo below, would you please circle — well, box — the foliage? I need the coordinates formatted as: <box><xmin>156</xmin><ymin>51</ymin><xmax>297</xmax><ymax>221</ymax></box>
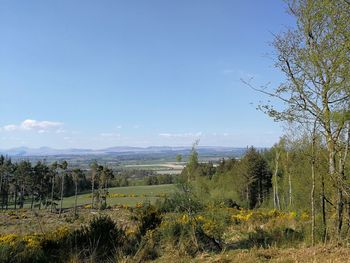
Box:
<box><xmin>133</xmin><ymin>203</ymin><xmax>162</xmax><ymax>236</ymax></box>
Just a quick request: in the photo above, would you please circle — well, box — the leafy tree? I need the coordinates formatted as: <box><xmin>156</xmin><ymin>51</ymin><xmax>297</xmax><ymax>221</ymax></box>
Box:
<box><xmin>33</xmin><ymin>161</ymin><xmax>50</xmax><ymax>209</ymax></box>
<box><xmin>239</xmin><ymin>147</ymin><xmax>272</xmax><ymax>208</ymax></box>
<box><xmin>176</xmin><ymin>154</ymin><xmax>182</xmax><ymax>163</ymax></box>
<box><xmin>90</xmin><ymin>161</ymin><xmax>98</xmax><ymax>209</ymax></box>
<box><xmin>58</xmin><ymin>160</ymin><xmax>68</xmax><ymax>216</ymax></box>
<box><xmin>245</xmin><ymin>0</ymin><xmax>350</xmax><ymax>236</ymax></box>
<box><xmin>72</xmin><ymin>168</ymin><xmax>85</xmax><ymax>216</ymax></box>
<box><xmin>0</xmin><ymin>156</ymin><xmax>14</xmax><ymax>210</ymax></box>
<box><xmin>50</xmin><ymin>162</ymin><xmax>58</xmax><ymax>212</ymax></box>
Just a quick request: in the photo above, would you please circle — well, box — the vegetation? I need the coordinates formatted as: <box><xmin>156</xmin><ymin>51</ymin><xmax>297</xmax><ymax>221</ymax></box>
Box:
<box><xmin>1</xmin><ymin>0</ymin><xmax>349</xmax><ymax>262</ymax></box>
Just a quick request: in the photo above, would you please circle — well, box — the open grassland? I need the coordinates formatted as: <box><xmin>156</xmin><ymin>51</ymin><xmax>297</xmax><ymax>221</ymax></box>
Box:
<box><xmin>0</xmin><ymin>184</ymin><xmax>174</xmax><ymax>235</ymax></box>
<box><xmin>62</xmin><ymin>184</ymin><xmax>175</xmax><ymax>208</ymax></box>
<box><xmin>0</xmin><ymin>208</ymin><xmax>132</xmax><ymax>236</ymax></box>
<box><xmin>7</xmin><ymin>184</ymin><xmax>175</xmax><ymax>210</ymax></box>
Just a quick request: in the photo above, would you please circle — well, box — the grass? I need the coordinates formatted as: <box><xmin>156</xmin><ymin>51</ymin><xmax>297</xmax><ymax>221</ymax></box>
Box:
<box><xmin>0</xmin><ymin>184</ymin><xmax>175</xmax><ymax>236</ymax></box>
<box><xmin>3</xmin><ymin>184</ymin><xmax>175</xmax><ymax>209</ymax></box>
<box><xmin>154</xmin><ymin>245</ymin><xmax>350</xmax><ymax>263</ymax></box>
<box><xmin>0</xmin><ymin>208</ymin><xmax>132</xmax><ymax>236</ymax></box>
<box><xmin>0</xmin><ymin>183</ymin><xmax>175</xmax><ymax>219</ymax></box>
<box><xmin>62</xmin><ymin>184</ymin><xmax>175</xmax><ymax>208</ymax></box>
<box><xmin>2</xmin><ymin>202</ymin><xmax>350</xmax><ymax>262</ymax></box>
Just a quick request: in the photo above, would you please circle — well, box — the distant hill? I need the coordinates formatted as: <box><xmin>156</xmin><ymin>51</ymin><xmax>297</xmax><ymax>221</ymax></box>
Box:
<box><xmin>0</xmin><ymin>146</ymin><xmax>254</xmax><ymax>157</ymax></box>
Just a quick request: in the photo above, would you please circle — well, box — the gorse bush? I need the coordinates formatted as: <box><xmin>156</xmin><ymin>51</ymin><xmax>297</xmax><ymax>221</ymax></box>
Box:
<box><xmin>0</xmin><ymin>215</ymin><xmax>127</xmax><ymax>263</ymax></box>
<box><xmin>159</xmin><ymin>213</ymin><xmax>222</xmax><ymax>257</ymax></box>
<box><xmin>156</xmin><ymin>181</ymin><xmax>204</xmax><ymax>214</ymax></box>
<box><xmin>68</xmin><ymin>215</ymin><xmax>126</xmax><ymax>262</ymax></box>
<box><xmin>133</xmin><ymin>203</ymin><xmax>162</xmax><ymax>236</ymax></box>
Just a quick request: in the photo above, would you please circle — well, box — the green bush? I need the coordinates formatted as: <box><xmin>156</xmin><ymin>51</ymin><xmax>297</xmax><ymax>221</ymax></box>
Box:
<box><xmin>156</xmin><ymin>192</ymin><xmax>203</xmax><ymax>213</ymax></box>
<box><xmin>133</xmin><ymin>203</ymin><xmax>162</xmax><ymax>236</ymax></box>
<box><xmin>0</xmin><ymin>242</ymin><xmax>47</xmax><ymax>263</ymax></box>
<box><xmin>68</xmin><ymin>215</ymin><xmax>126</xmax><ymax>261</ymax></box>
<box><xmin>159</xmin><ymin>214</ymin><xmax>222</xmax><ymax>257</ymax></box>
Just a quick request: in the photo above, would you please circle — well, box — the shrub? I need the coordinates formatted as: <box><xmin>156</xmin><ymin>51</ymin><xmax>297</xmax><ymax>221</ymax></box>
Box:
<box><xmin>68</xmin><ymin>215</ymin><xmax>126</xmax><ymax>262</ymax></box>
<box><xmin>133</xmin><ymin>203</ymin><xmax>162</xmax><ymax>236</ymax></box>
<box><xmin>159</xmin><ymin>213</ymin><xmax>222</xmax><ymax>257</ymax></box>
<box><xmin>156</xmin><ymin>191</ymin><xmax>203</xmax><ymax>213</ymax></box>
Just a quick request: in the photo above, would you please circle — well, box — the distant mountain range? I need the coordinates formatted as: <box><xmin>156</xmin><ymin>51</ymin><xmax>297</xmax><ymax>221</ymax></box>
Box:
<box><xmin>0</xmin><ymin>146</ymin><xmax>253</xmax><ymax>157</ymax></box>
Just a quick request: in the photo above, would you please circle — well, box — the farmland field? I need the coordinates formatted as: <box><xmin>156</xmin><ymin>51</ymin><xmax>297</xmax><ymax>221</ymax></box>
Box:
<box><xmin>63</xmin><ymin>184</ymin><xmax>175</xmax><ymax>208</ymax></box>
<box><xmin>123</xmin><ymin>162</ymin><xmax>185</xmax><ymax>174</ymax></box>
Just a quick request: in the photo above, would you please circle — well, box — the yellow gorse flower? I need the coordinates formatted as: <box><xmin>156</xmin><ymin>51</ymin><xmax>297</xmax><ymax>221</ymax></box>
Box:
<box><xmin>0</xmin><ymin>234</ymin><xmax>18</xmax><ymax>245</ymax></box>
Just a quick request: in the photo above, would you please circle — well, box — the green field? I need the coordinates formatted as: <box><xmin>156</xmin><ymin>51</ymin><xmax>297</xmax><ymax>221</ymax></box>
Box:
<box><xmin>62</xmin><ymin>184</ymin><xmax>175</xmax><ymax>208</ymax></box>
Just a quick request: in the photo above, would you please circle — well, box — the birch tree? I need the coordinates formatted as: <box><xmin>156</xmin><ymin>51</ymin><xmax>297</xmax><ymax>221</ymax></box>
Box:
<box><xmin>245</xmin><ymin>0</ymin><xmax>350</xmax><ymax>236</ymax></box>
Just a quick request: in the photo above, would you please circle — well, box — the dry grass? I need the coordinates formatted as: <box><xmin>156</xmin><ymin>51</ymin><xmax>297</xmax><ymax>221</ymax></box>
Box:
<box><xmin>0</xmin><ymin>208</ymin><xmax>133</xmax><ymax>236</ymax></box>
<box><xmin>153</xmin><ymin>245</ymin><xmax>350</xmax><ymax>263</ymax></box>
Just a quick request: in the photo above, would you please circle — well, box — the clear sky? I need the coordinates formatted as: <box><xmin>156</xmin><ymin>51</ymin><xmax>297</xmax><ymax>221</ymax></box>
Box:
<box><xmin>0</xmin><ymin>0</ymin><xmax>295</xmax><ymax>149</ymax></box>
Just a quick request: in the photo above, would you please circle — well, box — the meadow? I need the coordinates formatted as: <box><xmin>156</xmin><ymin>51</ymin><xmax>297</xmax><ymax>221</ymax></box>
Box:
<box><xmin>2</xmin><ymin>184</ymin><xmax>175</xmax><ymax>210</ymax></box>
<box><xmin>0</xmin><ymin>184</ymin><xmax>174</xmax><ymax>237</ymax></box>
<box><xmin>62</xmin><ymin>184</ymin><xmax>175</xmax><ymax>208</ymax></box>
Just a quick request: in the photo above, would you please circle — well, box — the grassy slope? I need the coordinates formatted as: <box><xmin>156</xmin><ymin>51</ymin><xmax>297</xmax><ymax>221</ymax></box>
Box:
<box><xmin>0</xmin><ymin>184</ymin><xmax>175</xmax><ymax>235</ymax></box>
<box><xmin>62</xmin><ymin>184</ymin><xmax>175</xmax><ymax>208</ymax></box>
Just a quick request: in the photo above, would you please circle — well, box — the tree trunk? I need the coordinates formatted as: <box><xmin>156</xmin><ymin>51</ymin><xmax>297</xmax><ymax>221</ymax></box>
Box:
<box><xmin>14</xmin><ymin>188</ymin><xmax>17</xmax><ymax>210</ymax></box>
<box><xmin>246</xmin><ymin>185</ymin><xmax>250</xmax><ymax>208</ymax></box>
<box><xmin>287</xmin><ymin>152</ymin><xmax>292</xmax><ymax>208</ymax></box>
<box><xmin>59</xmin><ymin>174</ymin><xmax>64</xmax><ymax>216</ymax></box>
<box><xmin>20</xmin><ymin>185</ymin><xmax>24</xmax><ymax>209</ymax></box>
<box><xmin>91</xmin><ymin>174</ymin><xmax>94</xmax><ymax>210</ymax></box>
<box><xmin>74</xmin><ymin>179</ymin><xmax>78</xmax><ymax>217</ymax></box>
<box><xmin>273</xmin><ymin>151</ymin><xmax>280</xmax><ymax>210</ymax></box>
<box><xmin>325</xmin><ymin>133</ymin><xmax>343</xmax><ymax>237</ymax></box>
<box><xmin>321</xmin><ymin>172</ymin><xmax>327</xmax><ymax>243</ymax></box>
<box><xmin>0</xmin><ymin>174</ymin><xmax>3</xmax><ymax>211</ymax></box>
<box><xmin>337</xmin><ymin>124</ymin><xmax>350</xmax><ymax>237</ymax></box>
<box><xmin>51</xmin><ymin>175</ymin><xmax>55</xmax><ymax>213</ymax></box>
<box><xmin>311</xmin><ymin>124</ymin><xmax>316</xmax><ymax>246</ymax></box>
<box><xmin>258</xmin><ymin>178</ymin><xmax>262</xmax><ymax>206</ymax></box>
<box><xmin>105</xmin><ymin>179</ymin><xmax>108</xmax><ymax>207</ymax></box>
<box><xmin>31</xmin><ymin>193</ymin><xmax>34</xmax><ymax>210</ymax></box>
<box><xmin>39</xmin><ymin>179</ymin><xmax>43</xmax><ymax>210</ymax></box>
<box><xmin>5</xmin><ymin>188</ymin><xmax>8</xmax><ymax>210</ymax></box>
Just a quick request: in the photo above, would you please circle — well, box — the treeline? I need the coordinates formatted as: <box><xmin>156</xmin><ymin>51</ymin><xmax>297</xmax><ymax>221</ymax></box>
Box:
<box><xmin>180</xmin><ymin>145</ymin><xmax>273</xmax><ymax>209</ymax></box>
<box><xmin>0</xmin><ymin>157</ymin><xmax>180</xmax><ymax>212</ymax></box>
<box><xmin>182</xmin><ymin>129</ymin><xmax>350</xmax><ymax>242</ymax></box>
<box><xmin>0</xmin><ymin>158</ymin><xmax>118</xmax><ymax>213</ymax></box>
<box><xmin>144</xmin><ymin>174</ymin><xmax>177</xmax><ymax>185</ymax></box>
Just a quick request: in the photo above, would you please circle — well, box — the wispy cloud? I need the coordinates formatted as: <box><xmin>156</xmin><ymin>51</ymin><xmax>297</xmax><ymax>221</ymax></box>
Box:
<box><xmin>3</xmin><ymin>125</ymin><xmax>17</xmax><ymax>132</ymax></box>
<box><xmin>159</xmin><ymin>132</ymin><xmax>202</xmax><ymax>138</ymax></box>
<box><xmin>100</xmin><ymin>132</ymin><xmax>121</xmax><ymax>137</ymax></box>
<box><xmin>1</xmin><ymin>119</ymin><xmax>63</xmax><ymax>133</ymax></box>
<box><xmin>55</xmin><ymin>128</ymin><xmax>66</xmax><ymax>134</ymax></box>
<box><xmin>212</xmin><ymin>132</ymin><xmax>230</xmax><ymax>137</ymax></box>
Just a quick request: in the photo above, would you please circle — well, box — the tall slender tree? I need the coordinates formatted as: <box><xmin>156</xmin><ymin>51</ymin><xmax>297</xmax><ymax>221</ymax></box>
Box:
<box><xmin>244</xmin><ymin>0</ymin><xmax>350</xmax><ymax>236</ymax></box>
<box><xmin>90</xmin><ymin>161</ymin><xmax>98</xmax><ymax>210</ymax></box>
<box><xmin>59</xmin><ymin>160</ymin><xmax>68</xmax><ymax>216</ymax></box>
<box><xmin>50</xmin><ymin>162</ymin><xmax>58</xmax><ymax>212</ymax></box>
<box><xmin>72</xmin><ymin>168</ymin><xmax>84</xmax><ymax>216</ymax></box>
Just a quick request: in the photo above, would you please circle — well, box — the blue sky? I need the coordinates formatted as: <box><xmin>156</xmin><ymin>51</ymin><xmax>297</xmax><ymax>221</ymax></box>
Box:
<box><xmin>0</xmin><ymin>1</ymin><xmax>294</xmax><ymax>149</ymax></box>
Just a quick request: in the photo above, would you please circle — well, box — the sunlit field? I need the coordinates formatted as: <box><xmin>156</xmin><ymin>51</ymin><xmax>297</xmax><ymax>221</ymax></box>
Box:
<box><xmin>63</xmin><ymin>184</ymin><xmax>175</xmax><ymax>208</ymax></box>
